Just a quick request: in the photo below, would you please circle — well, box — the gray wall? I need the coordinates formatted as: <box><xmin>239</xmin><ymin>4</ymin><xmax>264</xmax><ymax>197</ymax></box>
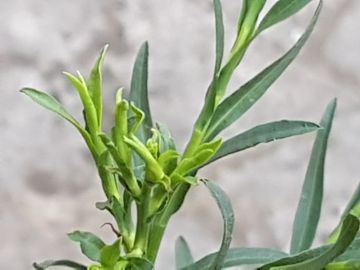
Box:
<box><xmin>0</xmin><ymin>0</ymin><xmax>359</xmax><ymax>269</ymax></box>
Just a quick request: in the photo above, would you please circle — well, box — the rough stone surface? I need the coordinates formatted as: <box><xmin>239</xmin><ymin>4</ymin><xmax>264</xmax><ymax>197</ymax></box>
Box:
<box><xmin>0</xmin><ymin>1</ymin><xmax>359</xmax><ymax>269</ymax></box>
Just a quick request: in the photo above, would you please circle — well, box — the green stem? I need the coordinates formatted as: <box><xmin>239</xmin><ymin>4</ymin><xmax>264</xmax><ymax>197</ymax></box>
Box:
<box><xmin>146</xmin><ymin>184</ymin><xmax>190</xmax><ymax>262</ymax></box>
<box><xmin>133</xmin><ymin>183</ymin><xmax>152</xmax><ymax>255</ymax></box>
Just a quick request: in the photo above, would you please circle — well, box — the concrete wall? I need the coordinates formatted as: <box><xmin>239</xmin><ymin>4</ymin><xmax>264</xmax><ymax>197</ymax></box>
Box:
<box><xmin>0</xmin><ymin>0</ymin><xmax>359</xmax><ymax>269</ymax></box>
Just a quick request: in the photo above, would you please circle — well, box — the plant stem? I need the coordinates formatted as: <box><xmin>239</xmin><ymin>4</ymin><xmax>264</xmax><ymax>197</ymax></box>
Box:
<box><xmin>133</xmin><ymin>183</ymin><xmax>152</xmax><ymax>255</ymax></box>
<box><xmin>146</xmin><ymin>184</ymin><xmax>190</xmax><ymax>263</ymax></box>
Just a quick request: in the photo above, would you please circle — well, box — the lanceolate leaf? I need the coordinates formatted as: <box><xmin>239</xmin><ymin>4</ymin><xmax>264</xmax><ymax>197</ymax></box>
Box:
<box><xmin>213</xmin><ymin>0</ymin><xmax>224</xmax><ymax>75</ymax></box>
<box><xmin>33</xmin><ymin>260</ymin><xmax>87</xmax><ymax>270</ymax></box>
<box><xmin>20</xmin><ymin>88</ymin><xmax>99</xmax><ymax>158</ymax></box>
<box><xmin>130</xmin><ymin>41</ymin><xmax>153</xmax><ymax>142</ymax></box>
<box><xmin>328</xmin><ymin>184</ymin><xmax>360</xmax><ymax>243</ymax></box>
<box><xmin>203</xmin><ymin>179</ymin><xmax>235</xmax><ymax>270</ymax></box>
<box><xmin>87</xmin><ymin>44</ymin><xmax>108</xmax><ymax>129</ymax></box>
<box><xmin>326</xmin><ymin>260</ymin><xmax>360</xmax><ymax>270</ymax></box>
<box><xmin>183</xmin><ymin>248</ymin><xmax>287</xmax><ymax>270</ymax></box>
<box><xmin>255</xmin><ymin>0</ymin><xmax>314</xmax><ymax>36</ymax></box>
<box><xmin>20</xmin><ymin>88</ymin><xmax>83</xmax><ymax>131</ymax></box>
<box><xmin>175</xmin><ymin>236</ymin><xmax>194</xmax><ymax>269</ymax></box>
<box><xmin>259</xmin><ymin>214</ymin><xmax>359</xmax><ymax>270</ymax></box>
<box><xmin>207</xmin><ymin>120</ymin><xmax>319</xmax><ymax>165</ymax></box>
<box><xmin>342</xmin><ymin>184</ymin><xmax>360</xmax><ymax>219</ymax></box>
<box><xmin>333</xmin><ymin>237</ymin><xmax>360</xmax><ymax>262</ymax></box>
<box><xmin>204</xmin><ymin>1</ymin><xmax>322</xmax><ymax>140</ymax></box>
<box><xmin>290</xmin><ymin>99</ymin><xmax>336</xmax><ymax>254</ymax></box>
<box><xmin>68</xmin><ymin>231</ymin><xmax>105</xmax><ymax>262</ymax></box>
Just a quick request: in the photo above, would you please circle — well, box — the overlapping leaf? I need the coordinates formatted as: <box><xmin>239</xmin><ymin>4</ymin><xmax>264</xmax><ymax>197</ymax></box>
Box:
<box><xmin>259</xmin><ymin>214</ymin><xmax>359</xmax><ymax>270</ymax></box>
<box><xmin>183</xmin><ymin>248</ymin><xmax>287</xmax><ymax>269</ymax></box>
<box><xmin>207</xmin><ymin>120</ymin><xmax>319</xmax><ymax>165</ymax></box>
<box><xmin>255</xmin><ymin>0</ymin><xmax>314</xmax><ymax>36</ymax></box>
<box><xmin>68</xmin><ymin>231</ymin><xmax>105</xmax><ymax>262</ymax></box>
<box><xmin>33</xmin><ymin>260</ymin><xmax>87</xmax><ymax>270</ymax></box>
<box><xmin>290</xmin><ymin>99</ymin><xmax>336</xmax><ymax>254</ymax></box>
<box><xmin>204</xmin><ymin>1</ymin><xmax>322</xmax><ymax>140</ymax></box>
<box><xmin>175</xmin><ymin>236</ymin><xmax>194</xmax><ymax>269</ymax></box>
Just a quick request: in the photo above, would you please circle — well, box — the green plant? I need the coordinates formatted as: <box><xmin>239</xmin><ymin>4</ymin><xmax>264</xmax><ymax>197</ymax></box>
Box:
<box><xmin>22</xmin><ymin>0</ymin><xmax>359</xmax><ymax>269</ymax></box>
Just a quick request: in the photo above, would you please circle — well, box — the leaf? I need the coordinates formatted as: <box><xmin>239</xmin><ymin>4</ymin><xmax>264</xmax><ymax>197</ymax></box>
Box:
<box><xmin>204</xmin><ymin>1</ymin><xmax>322</xmax><ymax>140</ymax></box>
<box><xmin>68</xmin><ymin>231</ymin><xmax>105</xmax><ymax>262</ymax></box>
<box><xmin>255</xmin><ymin>0</ymin><xmax>314</xmax><ymax>36</ymax></box>
<box><xmin>334</xmin><ymin>237</ymin><xmax>360</xmax><ymax>262</ymax></box>
<box><xmin>20</xmin><ymin>88</ymin><xmax>99</xmax><ymax>158</ymax></box>
<box><xmin>328</xmin><ymin>184</ymin><xmax>360</xmax><ymax>243</ymax></box>
<box><xmin>33</xmin><ymin>260</ymin><xmax>87</xmax><ymax>270</ymax></box>
<box><xmin>100</xmin><ymin>239</ymin><xmax>121</xmax><ymax>267</ymax></box>
<box><xmin>259</xmin><ymin>214</ymin><xmax>359</xmax><ymax>270</ymax></box>
<box><xmin>342</xmin><ymin>184</ymin><xmax>360</xmax><ymax>219</ymax></box>
<box><xmin>20</xmin><ymin>88</ymin><xmax>83</xmax><ymax>131</ymax></box>
<box><xmin>87</xmin><ymin>44</ymin><xmax>108</xmax><ymax>129</ymax></box>
<box><xmin>158</xmin><ymin>149</ymin><xmax>179</xmax><ymax>175</ymax></box>
<box><xmin>175</xmin><ymin>149</ymin><xmax>214</xmax><ymax>176</ymax></box>
<box><xmin>203</xmin><ymin>179</ymin><xmax>235</xmax><ymax>269</ymax></box>
<box><xmin>207</xmin><ymin>120</ymin><xmax>319</xmax><ymax>165</ymax></box>
<box><xmin>176</xmin><ymin>236</ymin><xmax>194</xmax><ymax>269</ymax></box>
<box><xmin>290</xmin><ymin>99</ymin><xmax>336</xmax><ymax>254</ymax></box>
<box><xmin>130</xmin><ymin>41</ymin><xmax>153</xmax><ymax>142</ymax></box>
<box><xmin>326</xmin><ymin>260</ymin><xmax>360</xmax><ymax>270</ymax></box>
<box><xmin>213</xmin><ymin>0</ymin><xmax>224</xmax><ymax>75</ymax></box>
<box><xmin>182</xmin><ymin>248</ymin><xmax>287</xmax><ymax>270</ymax></box>
<box><xmin>64</xmin><ymin>72</ymin><xmax>99</xmax><ymax>137</ymax></box>
<box><xmin>157</xmin><ymin>123</ymin><xmax>177</xmax><ymax>153</ymax></box>
<box><xmin>128</xmin><ymin>257</ymin><xmax>154</xmax><ymax>270</ymax></box>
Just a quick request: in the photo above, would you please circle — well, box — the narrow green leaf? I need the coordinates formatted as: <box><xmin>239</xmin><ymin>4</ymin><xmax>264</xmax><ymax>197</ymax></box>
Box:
<box><xmin>326</xmin><ymin>260</ymin><xmax>360</xmax><ymax>270</ymax></box>
<box><xmin>259</xmin><ymin>214</ymin><xmax>359</xmax><ymax>270</ymax></box>
<box><xmin>157</xmin><ymin>123</ymin><xmax>177</xmax><ymax>153</ymax></box>
<box><xmin>64</xmin><ymin>71</ymin><xmax>101</xmax><ymax>149</ymax></box>
<box><xmin>175</xmin><ymin>149</ymin><xmax>214</xmax><ymax>176</ymax></box>
<box><xmin>203</xmin><ymin>179</ymin><xmax>235</xmax><ymax>270</ymax></box>
<box><xmin>33</xmin><ymin>260</ymin><xmax>87</xmax><ymax>270</ymax></box>
<box><xmin>290</xmin><ymin>99</ymin><xmax>337</xmax><ymax>254</ymax></box>
<box><xmin>205</xmin><ymin>1</ymin><xmax>322</xmax><ymax>140</ymax></box>
<box><xmin>334</xmin><ymin>237</ymin><xmax>360</xmax><ymax>262</ymax></box>
<box><xmin>255</xmin><ymin>0</ymin><xmax>314</xmax><ymax>36</ymax></box>
<box><xmin>87</xmin><ymin>44</ymin><xmax>108</xmax><ymax>129</ymax></box>
<box><xmin>20</xmin><ymin>88</ymin><xmax>83</xmax><ymax>130</ymax></box>
<box><xmin>342</xmin><ymin>184</ymin><xmax>360</xmax><ymax>219</ymax></box>
<box><xmin>183</xmin><ymin>248</ymin><xmax>287</xmax><ymax>270</ymax></box>
<box><xmin>207</xmin><ymin>120</ymin><xmax>319</xmax><ymax>165</ymax></box>
<box><xmin>68</xmin><ymin>231</ymin><xmax>105</xmax><ymax>262</ymax></box>
<box><xmin>130</xmin><ymin>42</ymin><xmax>153</xmax><ymax>142</ymax></box>
<box><xmin>175</xmin><ymin>236</ymin><xmax>194</xmax><ymax>269</ymax></box>
<box><xmin>213</xmin><ymin>0</ymin><xmax>224</xmax><ymax>75</ymax></box>
<box><xmin>21</xmin><ymin>88</ymin><xmax>98</xmax><ymax>157</ymax></box>
<box><xmin>100</xmin><ymin>239</ymin><xmax>121</xmax><ymax>267</ymax></box>
<box><xmin>328</xmin><ymin>184</ymin><xmax>360</xmax><ymax>243</ymax></box>
<box><xmin>128</xmin><ymin>257</ymin><xmax>154</xmax><ymax>270</ymax></box>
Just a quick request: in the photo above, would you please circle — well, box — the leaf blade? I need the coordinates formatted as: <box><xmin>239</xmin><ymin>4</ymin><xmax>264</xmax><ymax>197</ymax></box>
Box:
<box><xmin>207</xmin><ymin>120</ymin><xmax>319</xmax><ymax>165</ymax></box>
<box><xmin>175</xmin><ymin>236</ymin><xmax>194</xmax><ymax>269</ymax></box>
<box><xmin>205</xmin><ymin>1</ymin><xmax>322</xmax><ymax>140</ymax></box>
<box><xmin>290</xmin><ymin>99</ymin><xmax>337</xmax><ymax>254</ymax></box>
<box><xmin>203</xmin><ymin>179</ymin><xmax>235</xmax><ymax>269</ymax></box>
<box><xmin>68</xmin><ymin>231</ymin><xmax>105</xmax><ymax>262</ymax></box>
<box><xmin>130</xmin><ymin>41</ymin><xmax>153</xmax><ymax>142</ymax></box>
<box><xmin>213</xmin><ymin>0</ymin><xmax>224</xmax><ymax>75</ymax></box>
<box><xmin>87</xmin><ymin>44</ymin><xmax>108</xmax><ymax>129</ymax></box>
<box><xmin>255</xmin><ymin>0</ymin><xmax>314</xmax><ymax>36</ymax></box>
<box><xmin>259</xmin><ymin>214</ymin><xmax>359</xmax><ymax>270</ymax></box>
<box><xmin>183</xmin><ymin>248</ymin><xmax>287</xmax><ymax>270</ymax></box>
<box><xmin>20</xmin><ymin>88</ymin><xmax>82</xmax><ymax>130</ymax></box>
<box><xmin>33</xmin><ymin>260</ymin><xmax>87</xmax><ymax>270</ymax></box>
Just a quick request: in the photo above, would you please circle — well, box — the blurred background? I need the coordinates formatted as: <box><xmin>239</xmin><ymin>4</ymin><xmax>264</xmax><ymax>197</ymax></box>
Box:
<box><xmin>0</xmin><ymin>0</ymin><xmax>359</xmax><ymax>269</ymax></box>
